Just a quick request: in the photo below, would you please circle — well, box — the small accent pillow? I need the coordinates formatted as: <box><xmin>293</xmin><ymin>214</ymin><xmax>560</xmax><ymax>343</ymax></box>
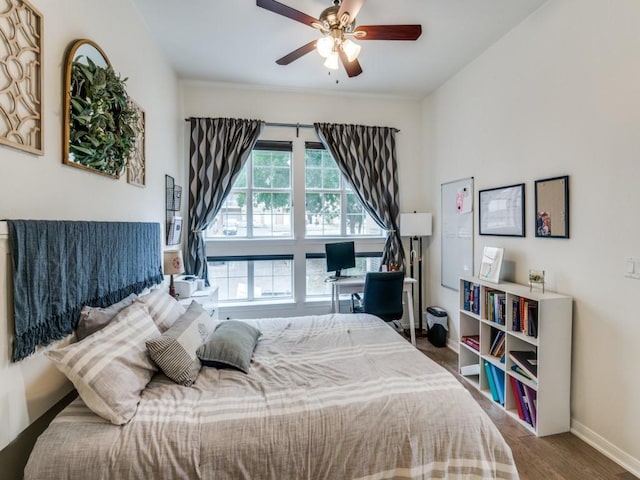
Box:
<box><xmin>146</xmin><ymin>301</ymin><xmax>217</xmax><ymax>386</ymax></box>
<box><xmin>45</xmin><ymin>302</ymin><xmax>161</xmax><ymax>425</ymax></box>
<box><xmin>76</xmin><ymin>293</ymin><xmax>138</xmax><ymax>340</ymax></box>
<box><xmin>197</xmin><ymin>321</ymin><xmax>261</xmax><ymax>374</ymax></box>
<box><xmin>135</xmin><ymin>288</ymin><xmax>186</xmax><ymax>332</ymax></box>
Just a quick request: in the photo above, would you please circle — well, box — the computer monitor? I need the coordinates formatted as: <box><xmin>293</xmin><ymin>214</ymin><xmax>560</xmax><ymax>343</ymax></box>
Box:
<box><xmin>325</xmin><ymin>241</ymin><xmax>356</xmax><ymax>279</ymax></box>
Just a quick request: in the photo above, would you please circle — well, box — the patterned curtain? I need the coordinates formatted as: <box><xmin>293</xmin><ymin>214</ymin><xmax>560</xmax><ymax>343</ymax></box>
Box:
<box><xmin>314</xmin><ymin>122</ymin><xmax>405</xmax><ymax>269</ymax></box>
<box><xmin>187</xmin><ymin>118</ymin><xmax>264</xmax><ymax>283</ymax></box>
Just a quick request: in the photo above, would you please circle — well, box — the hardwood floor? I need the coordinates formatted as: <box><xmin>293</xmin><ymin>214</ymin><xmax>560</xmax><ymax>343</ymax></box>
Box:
<box><xmin>414</xmin><ymin>337</ymin><xmax>637</xmax><ymax>480</ymax></box>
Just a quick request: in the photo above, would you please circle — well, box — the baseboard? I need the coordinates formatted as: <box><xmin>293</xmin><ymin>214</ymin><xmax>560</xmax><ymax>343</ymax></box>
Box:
<box><xmin>571</xmin><ymin>419</ymin><xmax>640</xmax><ymax>478</ymax></box>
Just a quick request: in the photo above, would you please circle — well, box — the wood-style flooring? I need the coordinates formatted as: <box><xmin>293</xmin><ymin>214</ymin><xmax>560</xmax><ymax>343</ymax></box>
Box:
<box><xmin>414</xmin><ymin>337</ymin><xmax>637</xmax><ymax>480</ymax></box>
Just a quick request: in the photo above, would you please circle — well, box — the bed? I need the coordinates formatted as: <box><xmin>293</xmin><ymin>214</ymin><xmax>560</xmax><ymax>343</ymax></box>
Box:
<box><xmin>25</xmin><ymin>312</ymin><xmax>518</xmax><ymax>479</ymax></box>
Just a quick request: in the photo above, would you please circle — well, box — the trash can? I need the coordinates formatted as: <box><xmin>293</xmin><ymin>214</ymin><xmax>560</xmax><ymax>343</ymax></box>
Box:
<box><xmin>426</xmin><ymin>307</ymin><xmax>448</xmax><ymax>347</ymax></box>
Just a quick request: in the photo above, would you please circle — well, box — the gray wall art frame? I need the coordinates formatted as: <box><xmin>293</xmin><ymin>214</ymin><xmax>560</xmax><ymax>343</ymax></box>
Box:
<box><xmin>479</xmin><ymin>183</ymin><xmax>525</xmax><ymax>237</ymax></box>
<box><xmin>535</xmin><ymin>175</ymin><xmax>569</xmax><ymax>238</ymax></box>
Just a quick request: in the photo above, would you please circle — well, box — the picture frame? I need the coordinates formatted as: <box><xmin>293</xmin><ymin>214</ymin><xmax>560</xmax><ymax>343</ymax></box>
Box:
<box><xmin>479</xmin><ymin>183</ymin><xmax>525</xmax><ymax>237</ymax></box>
<box><xmin>479</xmin><ymin>246</ymin><xmax>504</xmax><ymax>284</ymax></box>
<box><xmin>535</xmin><ymin>175</ymin><xmax>569</xmax><ymax>238</ymax></box>
<box><xmin>127</xmin><ymin>99</ymin><xmax>145</xmax><ymax>187</ymax></box>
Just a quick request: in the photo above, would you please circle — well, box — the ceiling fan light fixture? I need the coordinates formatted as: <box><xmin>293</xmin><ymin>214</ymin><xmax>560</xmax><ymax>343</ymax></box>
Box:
<box><xmin>323</xmin><ymin>51</ymin><xmax>340</xmax><ymax>70</ymax></box>
<box><xmin>342</xmin><ymin>38</ymin><xmax>361</xmax><ymax>62</ymax></box>
<box><xmin>316</xmin><ymin>35</ymin><xmax>334</xmax><ymax>58</ymax></box>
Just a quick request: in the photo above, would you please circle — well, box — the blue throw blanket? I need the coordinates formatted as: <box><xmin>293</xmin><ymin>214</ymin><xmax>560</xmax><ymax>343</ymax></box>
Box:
<box><xmin>8</xmin><ymin>220</ymin><xmax>164</xmax><ymax>361</ymax></box>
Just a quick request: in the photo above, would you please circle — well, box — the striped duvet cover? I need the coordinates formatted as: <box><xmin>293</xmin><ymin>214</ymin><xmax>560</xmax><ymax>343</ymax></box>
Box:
<box><xmin>25</xmin><ymin>313</ymin><xmax>518</xmax><ymax>479</ymax></box>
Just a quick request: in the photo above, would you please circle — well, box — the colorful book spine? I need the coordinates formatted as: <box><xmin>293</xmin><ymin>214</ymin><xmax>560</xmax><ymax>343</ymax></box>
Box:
<box><xmin>484</xmin><ymin>361</ymin><xmax>499</xmax><ymax>402</ymax></box>
<box><xmin>516</xmin><ymin>378</ymin><xmax>532</xmax><ymax>426</ymax></box>
<box><xmin>523</xmin><ymin>384</ymin><xmax>538</xmax><ymax>429</ymax></box>
<box><xmin>491</xmin><ymin>365</ymin><xmax>505</xmax><ymax>405</ymax></box>
<box><xmin>509</xmin><ymin>376</ymin><xmax>525</xmax><ymax>421</ymax></box>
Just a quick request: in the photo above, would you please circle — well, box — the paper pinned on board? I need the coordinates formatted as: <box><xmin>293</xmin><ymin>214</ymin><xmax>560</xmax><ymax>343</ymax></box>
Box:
<box><xmin>455</xmin><ymin>184</ymin><xmax>473</xmax><ymax>214</ymax></box>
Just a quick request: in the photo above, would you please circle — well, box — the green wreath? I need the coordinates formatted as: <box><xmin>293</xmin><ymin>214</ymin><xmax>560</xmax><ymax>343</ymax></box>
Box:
<box><xmin>69</xmin><ymin>57</ymin><xmax>139</xmax><ymax>176</ymax></box>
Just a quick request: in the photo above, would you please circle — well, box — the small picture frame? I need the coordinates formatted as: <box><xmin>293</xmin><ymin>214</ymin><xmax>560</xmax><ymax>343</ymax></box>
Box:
<box><xmin>479</xmin><ymin>183</ymin><xmax>525</xmax><ymax>237</ymax></box>
<box><xmin>479</xmin><ymin>246</ymin><xmax>504</xmax><ymax>284</ymax></box>
<box><xmin>535</xmin><ymin>175</ymin><xmax>569</xmax><ymax>238</ymax></box>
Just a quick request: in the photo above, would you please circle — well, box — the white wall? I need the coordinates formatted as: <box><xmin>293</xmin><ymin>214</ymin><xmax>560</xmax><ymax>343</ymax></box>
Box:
<box><xmin>423</xmin><ymin>0</ymin><xmax>640</xmax><ymax>474</ymax></box>
<box><xmin>0</xmin><ymin>0</ymin><xmax>180</xmax><ymax>452</ymax></box>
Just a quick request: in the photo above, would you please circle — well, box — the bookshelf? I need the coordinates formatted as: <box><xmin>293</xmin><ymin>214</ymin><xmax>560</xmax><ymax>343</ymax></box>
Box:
<box><xmin>458</xmin><ymin>276</ymin><xmax>572</xmax><ymax>436</ymax></box>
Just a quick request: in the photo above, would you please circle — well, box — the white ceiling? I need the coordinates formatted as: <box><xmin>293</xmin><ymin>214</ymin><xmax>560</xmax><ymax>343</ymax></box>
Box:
<box><xmin>131</xmin><ymin>0</ymin><xmax>546</xmax><ymax>98</ymax></box>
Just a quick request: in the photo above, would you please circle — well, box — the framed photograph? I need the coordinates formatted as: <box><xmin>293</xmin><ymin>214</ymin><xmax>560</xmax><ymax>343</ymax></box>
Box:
<box><xmin>479</xmin><ymin>183</ymin><xmax>525</xmax><ymax>237</ymax></box>
<box><xmin>535</xmin><ymin>175</ymin><xmax>569</xmax><ymax>238</ymax></box>
<box><xmin>479</xmin><ymin>246</ymin><xmax>504</xmax><ymax>284</ymax></box>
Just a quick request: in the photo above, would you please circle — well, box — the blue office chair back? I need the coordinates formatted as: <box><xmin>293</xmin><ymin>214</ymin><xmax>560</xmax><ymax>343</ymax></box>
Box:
<box><xmin>362</xmin><ymin>271</ymin><xmax>405</xmax><ymax>322</ymax></box>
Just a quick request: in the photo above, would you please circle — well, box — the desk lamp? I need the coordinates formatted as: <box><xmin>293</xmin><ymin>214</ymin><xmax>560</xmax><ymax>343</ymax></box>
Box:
<box><xmin>163</xmin><ymin>250</ymin><xmax>184</xmax><ymax>298</ymax></box>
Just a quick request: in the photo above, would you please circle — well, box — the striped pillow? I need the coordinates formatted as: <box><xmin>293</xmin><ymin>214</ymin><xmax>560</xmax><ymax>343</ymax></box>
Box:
<box><xmin>135</xmin><ymin>288</ymin><xmax>186</xmax><ymax>332</ymax></box>
<box><xmin>146</xmin><ymin>301</ymin><xmax>217</xmax><ymax>386</ymax></box>
<box><xmin>45</xmin><ymin>302</ymin><xmax>161</xmax><ymax>425</ymax></box>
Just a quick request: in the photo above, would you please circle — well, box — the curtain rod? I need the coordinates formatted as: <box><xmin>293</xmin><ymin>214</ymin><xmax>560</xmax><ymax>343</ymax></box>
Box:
<box><xmin>183</xmin><ymin>119</ymin><xmax>399</xmax><ymax>134</ymax></box>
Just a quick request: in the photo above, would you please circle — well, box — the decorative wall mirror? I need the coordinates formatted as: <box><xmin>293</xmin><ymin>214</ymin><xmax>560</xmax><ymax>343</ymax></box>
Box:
<box><xmin>62</xmin><ymin>39</ymin><xmax>138</xmax><ymax>178</ymax></box>
<box><xmin>535</xmin><ymin>175</ymin><xmax>569</xmax><ymax>238</ymax></box>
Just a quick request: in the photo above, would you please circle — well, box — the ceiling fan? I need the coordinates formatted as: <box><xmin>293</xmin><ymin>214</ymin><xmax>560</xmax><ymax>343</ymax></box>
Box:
<box><xmin>256</xmin><ymin>0</ymin><xmax>422</xmax><ymax>78</ymax></box>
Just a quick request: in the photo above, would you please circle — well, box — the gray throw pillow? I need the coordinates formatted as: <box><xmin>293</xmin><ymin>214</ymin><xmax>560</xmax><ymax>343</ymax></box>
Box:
<box><xmin>76</xmin><ymin>293</ymin><xmax>138</xmax><ymax>340</ymax></box>
<box><xmin>197</xmin><ymin>321</ymin><xmax>261</xmax><ymax>374</ymax></box>
<box><xmin>146</xmin><ymin>301</ymin><xmax>217</xmax><ymax>386</ymax></box>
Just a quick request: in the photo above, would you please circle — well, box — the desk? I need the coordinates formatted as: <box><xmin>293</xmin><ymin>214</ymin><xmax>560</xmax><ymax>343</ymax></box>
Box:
<box><xmin>330</xmin><ymin>276</ymin><xmax>417</xmax><ymax>346</ymax></box>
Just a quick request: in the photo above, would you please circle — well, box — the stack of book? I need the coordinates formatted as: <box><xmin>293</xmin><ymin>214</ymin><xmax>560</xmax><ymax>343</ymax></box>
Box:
<box><xmin>461</xmin><ymin>335</ymin><xmax>480</xmax><ymax>351</ymax></box>
<box><xmin>462</xmin><ymin>281</ymin><xmax>480</xmax><ymax>315</ymax></box>
<box><xmin>509</xmin><ymin>376</ymin><xmax>537</xmax><ymax>429</ymax></box>
<box><xmin>509</xmin><ymin>350</ymin><xmax>538</xmax><ymax>380</ymax></box>
<box><xmin>511</xmin><ymin>297</ymin><xmax>538</xmax><ymax>337</ymax></box>
<box><xmin>489</xmin><ymin>331</ymin><xmax>506</xmax><ymax>359</ymax></box>
<box><xmin>484</xmin><ymin>361</ymin><xmax>505</xmax><ymax>405</ymax></box>
<box><xmin>485</xmin><ymin>290</ymin><xmax>506</xmax><ymax>325</ymax></box>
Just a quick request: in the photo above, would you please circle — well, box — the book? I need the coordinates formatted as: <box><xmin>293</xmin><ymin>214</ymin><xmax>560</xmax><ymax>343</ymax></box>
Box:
<box><xmin>527</xmin><ymin>302</ymin><xmax>538</xmax><ymax>337</ymax></box>
<box><xmin>489</xmin><ymin>330</ymin><xmax>504</xmax><ymax>355</ymax></box>
<box><xmin>511</xmin><ymin>299</ymin><xmax>520</xmax><ymax>331</ymax></box>
<box><xmin>484</xmin><ymin>361</ymin><xmax>499</xmax><ymax>402</ymax></box>
<box><xmin>509</xmin><ymin>376</ymin><xmax>525</xmax><ymax>421</ymax></box>
<box><xmin>523</xmin><ymin>384</ymin><xmax>538</xmax><ymax>428</ymax></box>
<box><xmin>509</xmin><ymin>350</ymin><xmax>538</xmax><ymax>378</ymax></box>
<box><xmin>490</xmin><ymin>364</ymin><xmax>505</xmax><ymax>405</ymax></box>
<box><xmin>461</xmin><ymin>335</ymin><xmax>480</xmax><ymax>351</ymax></box>
<box><xmin>518</xmin><ymin>380</ymin><xmax>533</xmax><ymax>427</ymax></box>
<box><xmin>460</xmin><ymin>363</ymin><xmax>481</xmax><ymax>376</ymax></box>
<box><xmin>510</xmin><ymin>364</ymin><xmax>533</xmax><ymax>381</ymax></box>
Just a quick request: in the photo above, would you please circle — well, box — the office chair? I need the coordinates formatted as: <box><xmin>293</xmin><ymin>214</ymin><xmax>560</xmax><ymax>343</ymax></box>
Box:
<box><xmin>351</xmin><ymin>271</ymin><xmax>405</xmax><ymax>331</ymax></box>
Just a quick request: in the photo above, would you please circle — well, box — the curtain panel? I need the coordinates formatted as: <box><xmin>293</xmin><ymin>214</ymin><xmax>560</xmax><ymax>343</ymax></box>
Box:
<box><xmin>187</xmin><ymin>118</ymin><xmax>264</xmax><ymax>283</ymax></box>
<box><xmin>314</xmin><ymin>122</ymin><xmax>405</xmax><ymax>270</ymax></box>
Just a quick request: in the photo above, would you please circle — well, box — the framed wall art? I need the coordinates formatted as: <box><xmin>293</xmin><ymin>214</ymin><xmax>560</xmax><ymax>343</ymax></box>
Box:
<box><xmin>0</xmin><ymin>0</ymin><xmax>43</xmax><ymax>155</ymax></box>
<box><xmin>479</xmin><ymin>183</ymin><xmax>525</xmax><ymax>237</ymax></box>
<box><xmin>535</xmin><ymin>175</ymin><xmax>569</xmax><ymax>238</ymax></box>
<box><xmin>127</xmin><ymin>100</ymin><xmax>145</xmax><ymax>187</ymax></box>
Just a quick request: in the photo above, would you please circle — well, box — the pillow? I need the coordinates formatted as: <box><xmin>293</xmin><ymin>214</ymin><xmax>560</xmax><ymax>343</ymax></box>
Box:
<box><xmin>76</xmin><ymin>293</ymin><xmax>138</xmax><ymax>340</ymax></box>
<box><xmin>135</xmin><ymin>288</ymin><xmax>186</xmax><ymax>332</ymax></box>
<box><xmin>146</xmin><ymin>301</ymin><xmax>217</xmax><ymax>386</ymax></box>
<box><xmin>197</xmin><ymin>321</ymin><xmax>261</xmax><ymax>374</ymax></box>
<box><xmin>45</xmin><ymin>302</ymin><xmax>161</xmax><ymax>425</ymax></box>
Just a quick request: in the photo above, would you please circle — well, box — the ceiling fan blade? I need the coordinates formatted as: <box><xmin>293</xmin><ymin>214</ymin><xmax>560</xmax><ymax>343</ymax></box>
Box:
<box><xmin>256</xmin><ymin>0</ymin><xmax>318</xmax><ymax>28</ymax></box>
<box><xmin>337</xmin><ymin>0</ymin><xmax>365</xmax><ymax>25</ymax></box>
<box><xmin>276</xmin><ymin>40</ymin><xmax>317</xmax><ymax>65</ymax></box>
<box><xmin>354</xmin><ymin>24</ymin><xmax>422</xmax><ymax>41</ymax></box>
<box><xmin>339</xmin><ymin>50</ymin><xmax>363</xmax><ymax>78</ymax></box>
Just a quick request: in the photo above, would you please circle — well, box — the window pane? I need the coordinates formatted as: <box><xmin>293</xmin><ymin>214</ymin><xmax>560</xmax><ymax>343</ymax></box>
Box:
<box><xmin>234</xmin><ymin>165</ymin><xmax>247</xmax><ymax>188</ymax></box>
<box><xmin>207</xmin><ymin>192</ymin><xmax>247</xmax><ymax>238</ymax></box>
<box><xmin>208</xmin><ymin>260</ymin><xmax>248</xmax><ymax>301</ymax></box>
<box><xmin>305</xmin><ymin>167</ymin><xmax>322</xmax><ymax>189</ymax></box>
<box><xmin>305</xmin><ymin>192</ymin><xmax>341</xmax><ymax>236</ymax></box>
<box><xmin>252</xmin><ymin>192</ymin><xmax>291</xmax><ymax>237</ymax></box>
<box><xmin>306</xmin><ymin>255</ymin><xmax>383</xmax><ymax>297</ymax></box>
<box><xmin>254</xmin><ymin>259</ymin><xmax>292</xmax><ymax>299</ymax></box>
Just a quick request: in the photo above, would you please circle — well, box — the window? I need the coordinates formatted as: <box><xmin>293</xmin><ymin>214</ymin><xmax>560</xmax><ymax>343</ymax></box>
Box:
<box><xmin>205</xmin><ymin>134</ymin><xmax>385</xmax><ymax>306</ymax></box>
<box><xmin>304</xmin><ymin>142</ymin><xmax>382</xmax><ymax>237</ymax></box>
<box><xmin>207</xmin><ymin>141</ymin><xmax>292</xmax><ymax>238</ymax></box>
<box><xmin>208</xmin><ymin>255</ymin><xmax>293</xmax><ymax>302</ymax></box>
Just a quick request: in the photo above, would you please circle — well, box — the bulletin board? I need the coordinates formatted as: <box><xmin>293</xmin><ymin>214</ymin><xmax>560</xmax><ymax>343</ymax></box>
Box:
<box><xmin>441</xmin><ymin>177</ymin><xmax>474</xmax><ymax>290</ymax></box>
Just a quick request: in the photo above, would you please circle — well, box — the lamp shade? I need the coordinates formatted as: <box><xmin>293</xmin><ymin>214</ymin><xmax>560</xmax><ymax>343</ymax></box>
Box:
<box><xmin>400</xmin><ymin>213</ymin><xmax>433</xmax><ymax>237</ymax></box>
<box><xmin>163</xmin><ymin>250</ymin><xmax>184</xmax><ymax>275</ymax></box>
